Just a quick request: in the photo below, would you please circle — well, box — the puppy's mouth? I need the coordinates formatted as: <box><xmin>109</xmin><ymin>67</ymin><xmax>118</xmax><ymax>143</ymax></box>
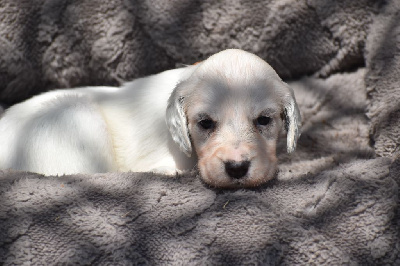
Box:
<box><xmin>204</xmin><ymin>176</ymin><xmax>268</xmax><ymax>189</ymax></box>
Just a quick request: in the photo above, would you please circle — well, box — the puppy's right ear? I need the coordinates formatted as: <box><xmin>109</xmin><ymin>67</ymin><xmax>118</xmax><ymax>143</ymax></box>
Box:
<box><xmin>166</xmin><ymin>84</ymin><xmax>192</xmax><ymax>157</ymax></box>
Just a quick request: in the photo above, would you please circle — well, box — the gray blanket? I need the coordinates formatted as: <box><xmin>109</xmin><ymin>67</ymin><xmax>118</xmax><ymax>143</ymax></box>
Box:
<box><xmin>0</xmin><ymin>157</ymin><xmax>397</xmax><ymax>265</ymax></box>
<box><xmin>1</xmin><ymin>0</ymin><xmax>400</xmax><ymax>265</ymax></box>
<box><xmin>0</xmin><ymin>0</ymin><xmax>379</xmax><ymax>104</ymax></box>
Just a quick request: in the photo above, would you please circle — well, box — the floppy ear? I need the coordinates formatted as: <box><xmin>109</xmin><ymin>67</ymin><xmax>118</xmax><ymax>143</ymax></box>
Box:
<box><xmin>166</xmin><ymin>84</ymin><xmax>192</xmax><ymax>157</ymax></box>
<box><xmin>282</xmin><ymin>83</ymin><xmax>302</xmax><ymax>153</ymax></box>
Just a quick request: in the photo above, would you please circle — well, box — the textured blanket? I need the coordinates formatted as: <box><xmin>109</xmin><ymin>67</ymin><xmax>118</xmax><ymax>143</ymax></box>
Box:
<box><xmin>1</xmin><ymin>0</ymin><xmax>400</xmax><ymax>265</ymax></box>
<box><xmin>0</xmin><ymin>157</ymin><xmax>397</xmax><ymax>265</ymax></box>
<box><xmin>1</xmin><ymin>69</ymin><xmax>399</xmax><ymax>264</ymax></box>
<box><xmin>0</xmin><ymin>0</ymin><xmax>379</xmax><ymax>104</ymax></box>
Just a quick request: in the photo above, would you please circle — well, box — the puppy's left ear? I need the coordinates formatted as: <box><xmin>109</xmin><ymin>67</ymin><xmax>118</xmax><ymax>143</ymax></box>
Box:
<box><xmin>281</xmin><ymin>82</ymin><xmax>302</xmax><ymax>153</ymax></box>
<box><xmin>166</xmin><ymin>83</ymin><xmax>192</xmax><ymax>157</ymax></box>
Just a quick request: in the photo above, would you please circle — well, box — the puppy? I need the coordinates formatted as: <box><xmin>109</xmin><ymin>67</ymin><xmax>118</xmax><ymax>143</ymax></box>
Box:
<box><xmin>0</xmin><ymin>49</ymin><xmax>301</xmax><ymax>188</ymax></box>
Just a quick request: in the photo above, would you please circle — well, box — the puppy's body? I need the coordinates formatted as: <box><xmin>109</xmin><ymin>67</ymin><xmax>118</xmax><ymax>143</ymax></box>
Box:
<box><xmin>0</xmin><ymin>49</ymin><xmax>301</xmax><ymax>187</ymax></box>
<box><xmin>0</xmin><ymin>66</ymin><xmax>198</xmax><ymax>175</ymax></box>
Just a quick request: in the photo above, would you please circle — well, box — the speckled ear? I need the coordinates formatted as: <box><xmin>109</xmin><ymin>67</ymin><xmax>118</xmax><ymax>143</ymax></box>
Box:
<box><xmin>166</xmin><ymin>83</ymin><xmax>192</xmax><ymax>157</ymax></box>
<box><xmin>282</xmin><ymin>83</ymin><xmax>302</xmax><ymax>153</ymax></box>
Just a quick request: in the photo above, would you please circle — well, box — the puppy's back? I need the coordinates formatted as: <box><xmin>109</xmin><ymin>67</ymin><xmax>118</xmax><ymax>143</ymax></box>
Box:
<box><xmin>0</xmin><ymin>65</ymin><xmax>199</xmax><ymax>175</ymax></box>
<box><xmin>0</xmin><ymin>89</ymin><xmax>117</xmax><ymax>175</ymax></box>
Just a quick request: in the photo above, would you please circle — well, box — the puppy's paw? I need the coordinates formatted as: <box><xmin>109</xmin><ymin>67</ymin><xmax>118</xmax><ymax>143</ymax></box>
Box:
<box><xmin>150</xmin><ymin>166</ymin><xmax>177</xmax><ymax>175</ymax></box>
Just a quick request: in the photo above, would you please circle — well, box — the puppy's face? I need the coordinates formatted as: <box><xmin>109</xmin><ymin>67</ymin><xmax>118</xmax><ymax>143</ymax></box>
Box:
<box><xmin>185</xmin><ymin>76</ymin><xmax>283</xmax><ymax>188</ymax></box>
<box><xmin>166</xmin><ymin>49</ymin><xmax>301</xmax><ymax>188</ymax></box>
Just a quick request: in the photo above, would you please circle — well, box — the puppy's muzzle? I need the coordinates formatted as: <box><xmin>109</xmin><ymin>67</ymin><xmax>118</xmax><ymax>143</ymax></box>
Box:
<box><xmin>224</xmin><ymin>160</ymin><xmax>251</xmax><ymax>179</ymax></box>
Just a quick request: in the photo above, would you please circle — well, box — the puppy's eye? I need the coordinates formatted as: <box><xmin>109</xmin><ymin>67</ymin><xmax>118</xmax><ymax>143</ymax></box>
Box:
<box><xmin>255</xmin><ymin>116</ymin><xmax>271</xmax><ymax>126</ymax></box>
<box><xmin>198</xmin><ymin>119</ymin><xmax>215</xmax><ymax>130</ymax></box>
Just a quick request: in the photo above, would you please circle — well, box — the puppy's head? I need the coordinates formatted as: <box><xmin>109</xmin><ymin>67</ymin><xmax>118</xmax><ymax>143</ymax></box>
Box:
<box><xmin>166</xmin><ymin>49</ymin><xmax>301</xmax><ymax>188</ymax></box>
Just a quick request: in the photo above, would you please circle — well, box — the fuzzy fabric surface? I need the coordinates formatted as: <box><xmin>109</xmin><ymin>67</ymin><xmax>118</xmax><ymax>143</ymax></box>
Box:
<box><xmin>0</xmin><ymin>158</ymin><xmax>397</xmax><ymax>265</ymax></box>
<box><xmin>0</xmin><ymin>0</ymin><xmax>379</xmax><ymax>104</ymax></box>
<box><xmin>1</xmin><ymin>0</ymin><xmax>400</xmax><ymax>264</ymax></box>
<box><xmin>365</xmin><ymin>0</ymin><xmax>400</xmax><ymax>157</ymax></box>
<box><xmin>1</xmin><ymin>69</ymin><xmax>399</xmax><ymax>264</ymax></box>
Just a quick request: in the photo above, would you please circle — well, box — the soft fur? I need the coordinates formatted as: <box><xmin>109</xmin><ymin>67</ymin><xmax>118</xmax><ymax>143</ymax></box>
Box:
<box><xmin>0</xmin><ymin>49</ymin><xmax>301</xmax><ymax>188</ymax></box>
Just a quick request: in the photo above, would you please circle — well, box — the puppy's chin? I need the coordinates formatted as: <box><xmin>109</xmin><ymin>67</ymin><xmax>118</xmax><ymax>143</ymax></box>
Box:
<box><xmin>198</xmin><ymin>158</ymin><xmax>278</xmax><ymax>189</ymax></box>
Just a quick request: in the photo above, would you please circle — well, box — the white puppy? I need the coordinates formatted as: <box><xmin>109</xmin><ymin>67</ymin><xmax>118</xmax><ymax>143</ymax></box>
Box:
<box><xmin>0</xmin><ymin>49</ymin><xmax>301</xmax><ymax>188</ymax></box>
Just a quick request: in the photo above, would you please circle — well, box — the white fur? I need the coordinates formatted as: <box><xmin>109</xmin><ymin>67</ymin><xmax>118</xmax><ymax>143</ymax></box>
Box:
<box><xmin>0</xmin><ymin>66</ymin><xmax>198</xmax><ymax>175</ymax></box>
<box><xmin>0</xmin><ymin>49</ymin><xmax>301</xmax><ymax>187</ymax></box>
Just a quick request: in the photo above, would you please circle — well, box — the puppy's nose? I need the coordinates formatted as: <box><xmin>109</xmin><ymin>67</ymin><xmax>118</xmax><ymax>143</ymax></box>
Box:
<box><xmin>224</xmin><ymin>160</ymin><xmax>250</xmax><ymax>179</ymax></box>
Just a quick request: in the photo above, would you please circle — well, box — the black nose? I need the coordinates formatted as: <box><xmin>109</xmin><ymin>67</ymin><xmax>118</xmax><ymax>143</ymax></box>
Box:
<box><xmin>224</xmin><ymin>160</ymin><xmax>250</xmax><ymax>179</ymax></box>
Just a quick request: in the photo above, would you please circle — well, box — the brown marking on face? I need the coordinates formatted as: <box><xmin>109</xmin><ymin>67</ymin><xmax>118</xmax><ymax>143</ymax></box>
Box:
<box><xmin>189</xmin><ymin>105</ymin><xmax>281</xmax><ymax>188</ymax></box>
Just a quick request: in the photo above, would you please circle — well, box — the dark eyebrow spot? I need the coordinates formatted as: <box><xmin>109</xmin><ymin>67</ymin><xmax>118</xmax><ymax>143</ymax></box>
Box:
<box><xmin>256</xmin><ymin>108</ymin><xmax>277</xmax><ymax>118</ymax></box>
<box><xmin>196</xmin><ymin>113</ymin><xmax>212</xmax><ymax>120</ymax></box>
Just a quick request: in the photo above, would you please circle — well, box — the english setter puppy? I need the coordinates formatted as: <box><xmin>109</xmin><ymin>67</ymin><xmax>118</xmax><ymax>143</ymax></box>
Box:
<box><xmin>0</xmin><ymin>49</ymin><xmax>301</xmax><ymax>188</ymax></box>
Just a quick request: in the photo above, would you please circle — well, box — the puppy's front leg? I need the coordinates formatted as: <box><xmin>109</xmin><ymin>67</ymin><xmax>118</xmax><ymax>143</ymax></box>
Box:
<box><xmin>150</xmin><ymin>166</ymin><xmax>178</xmax><ymax>175</ymax></box>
